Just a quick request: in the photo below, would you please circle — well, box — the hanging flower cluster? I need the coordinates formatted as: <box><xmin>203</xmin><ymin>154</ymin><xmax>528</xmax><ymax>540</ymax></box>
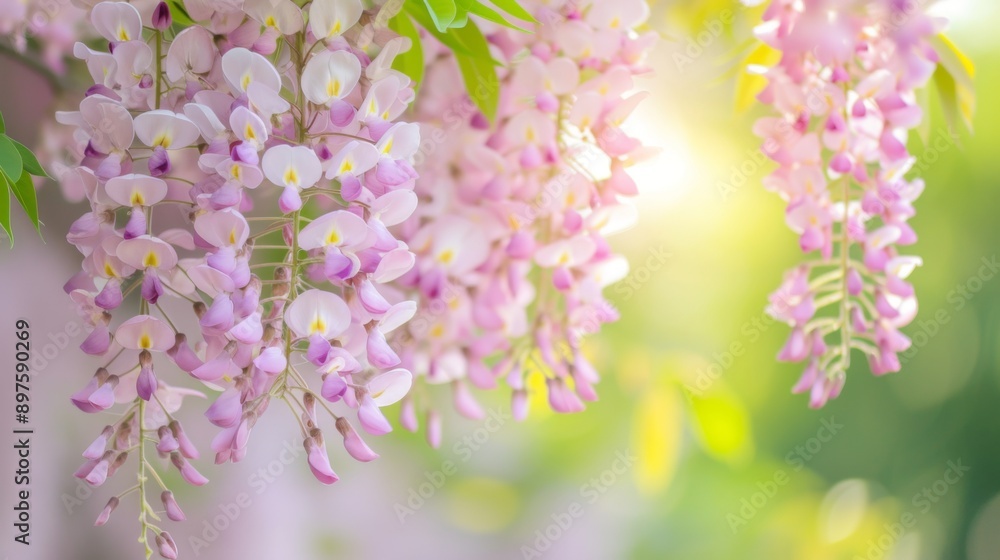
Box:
<box><xmin>0</xmin><ymin>0</ymin><xmax>89</xmax><ymax>73</ymax></box>
<box><xmin>391</xmin><ymin>0</ymin><xmax>655</xmax><ymax>442</ymax></box>
<box><xmin>59</xmin><ymin>0</ymin><xmax>418</xmax><ymax>556</ymax></box>
<box><xmin>753</xmin><ymin>0</ymin><xmax>941</xmax><ymax>407</ymax></box>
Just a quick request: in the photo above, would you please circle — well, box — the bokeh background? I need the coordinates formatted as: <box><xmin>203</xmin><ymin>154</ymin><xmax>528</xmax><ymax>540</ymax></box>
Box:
<box><xmin>2</xmin><ymin>1</ymin><xmax>999</xmax><ymax>559</ymax></box>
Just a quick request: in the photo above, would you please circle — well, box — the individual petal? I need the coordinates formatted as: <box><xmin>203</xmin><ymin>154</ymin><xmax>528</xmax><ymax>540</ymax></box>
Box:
<box><xmin>222</xmin><ymin>47</ymin><xmax>281</xmax><ymax>94</ymax></box>
<box><xmin>262</xmin><ymin>145</ymin><xmax>323</xmax><ymax>190</ymax></box>
<box><xmin>171</xmin><ymin>453</ymin><xmax>209</xmax><ymax>486</ymax></box>
<box><xmin>92</xmin><ymin>1</ymin><xmax>142</xmax><ymax>42</ymax></box>
<box><xmin>166</xmin><ymin>27</ymin><xmax>216</xmax><ymax>81</ymax></box>
<box><xmin>367</xmin><ymin>368</ymin><xmax>411</xmax><ymax>407</ymax></box>
<box><xmin>366</xmin><ymin>328</ymin><xmax>400</xmax><ymax>369</ymax></box>
<box><xmin>115</xmin><ymin>315</ymin><xmax>175</xmax><ymax>352</ymax></box>
<box><xmin>321</xmin><ymin>373</ymin><xmax>347</xmax><ymax>402</ymax></box>
<box><xmin>94</xmin><ymin>497</ymin><xmax>119</xmax><ymax>526</ymax></box>
<box><xmin>358</xmin><ymin>393</ymin><xmax>393</xmax><ymax>436</ymax></box>
<box><xmin>134</xmin><ymin>110</ymin><xmax>201</xmax><ymax>150</ymax></box>
<box><xmin>161</xmin><ymin>491</ymin><xmax>186</xmax><ymax>522</ymax></box>
<box><xmin>335</xmin><ymin>417</ymin><xmax>378</xmax><ymax>462</ymax></box>
<box><xmin>302</xmin><ymin>49</ymin><xmax>362</xmax><ymax>105</ymax></box>
<box><xmin>285</xmin><ymin>289</ymin><xmax>351</xmax><ymax>339</ymax></box>
<box><xmin>253</xmin><ymin>346</ymin><xmax>287</xmax><ymax>374</ymax></box>
<box><xmin>304</xmin><ymin>436</ymin><xmax>339</xmax><ymax>484</ymax></box>
<box><xmin>105</xmin><ymin>174</ymin><xmax>168</xmax><ymax>207</ymax></box>
<box><xmin>298</xmin><ymin>210</ymin><xmax>369</xmax><ymax>250</ymax></box>
<box><xmin>309</xmin><ymin>0</ymin><xmax>363</xmax><ymax>40</ymax></box>
<box><xmin>245</xmin><ymin>0</ymin><xmax>303</xmax><ymax>34</ymax></box>
<box><xmin>327</xmin><ymin>141</ymin><xmax>379</xmax><ymax>179</ymax></box>
<box><xmin>116</xmin><ymin>235</ymin><xmax>179</xmax><ymax>271</ymax></box>
<box><xmin>375</xmin><ymin>122</ymin><xmax>420</xmax><ymax>159</ymax></box>
<box><xmin>195</xmin><ymin>208</ymin><xmax>250</xmax><ymax>249</ymax></box>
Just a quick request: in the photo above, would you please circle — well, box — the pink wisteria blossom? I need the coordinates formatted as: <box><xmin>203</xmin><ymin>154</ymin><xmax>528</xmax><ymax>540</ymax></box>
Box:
<box><xmin>392</xmin><ymin>0</ymin><xmax>656</xmax><ymax>441</ymax></box>
<box><xmin>59</xmin><ymin>0</ymin><xmax>419</xmax><ymax>556</ymax></box>
<box><xmin>0</xmin><ymin>0</ymin><xmax>89</xmax><ymax>73</ymax></box>
<box><xmin>753</xmin><ymin>0</ymin><xmax>942</xmax><ymax>407</ymax></box>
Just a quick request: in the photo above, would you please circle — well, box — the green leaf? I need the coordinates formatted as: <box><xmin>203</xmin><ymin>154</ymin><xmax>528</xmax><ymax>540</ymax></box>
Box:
<box><xmin>915</xmin><ymin>78</ymin><xmax>932</xmax><ymax>146</ymax></box>
<box><xmin>734</xmin><ymin>42</ymin><xmax>780</xmax><ymax>113</ymax></box>
<box><xmin>388</xmin><ymin>12</ymin><xmax>425</xmax><ymax>90</ymax></box>
<box><xmin>450</xmin><ymin>23</ymin><xmax>500</xmax><ymax>121</ymax></box>
<box><xmin>0</xmin><ymin>135</ymin><xmax>23</xmax><ymax>181</ymax></box>
<box><xmin>8</xmin><ymin>170</ymin><xmax>39</xmax><ymax>234</ymax></box>
<box><xmin>929</xmin><ymin>33</ymin><xmax>975</xmax><ymax>131</ymax></box>
<box><xmin>482</xmin><ymin>0</ymin><xmax>536</xmax><ymax>23</ymax></box>
<box><xmin>0</xmin><ymin>172</ymin><xmax>12</xmax><ymax>246</ymax></box>
<box><xmin>406</xmin><ymin>2</ymin><xmax>500</xmax><ymax>121</ymax></box>
<box><xmin>167</xmin><ymin>0</ymin><xmax>196</xmax><ymax>27</ymax></box>
<box><xmin>932</xmin><ymin>65</ymin><xmax>959</xmax><ymax>135</ymax></box>
<box><xmin>10</xmin><ymin>139</ymin><xmax>46</xmax><ymax>178</ymax></box>
<box><xmin>406</xmin><ymin>1</ymin><xmax>473</xmax><ymax>56</ymax></box>
<box><xmin>459</xmin><ymin>0</ymin><xmax>528</xmax><ymax>31</ymax></box>
<box><xmin>455</xmin><ymin>54</ymin><xmax>499</xmax><ymax>122</ymax></box>
<box><xmin>423</xmin><ymin>0</ymin><xmax>458</xmax><ymax>31</ymax></box>
<box><xmin>0</xmin><ymin>111</ymin><xmax>5</xmax><ymax>134</ymax></box>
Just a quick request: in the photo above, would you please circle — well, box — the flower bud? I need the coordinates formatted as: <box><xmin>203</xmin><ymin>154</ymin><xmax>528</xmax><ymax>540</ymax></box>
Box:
<box><xmin>152</xmin><ymin>2</ymin><xmax>172</xmax><ymax>30</ymax></box>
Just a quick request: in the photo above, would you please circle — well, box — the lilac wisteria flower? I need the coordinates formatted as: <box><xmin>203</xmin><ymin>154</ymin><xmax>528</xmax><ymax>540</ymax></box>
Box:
<box><xmin>0</xmin><ymin>0</ymin><xmax>89</xmax><ymax>73</ymax></box>
<box><xmin>752</xmin><ymin>0</ymin><xmax>942</xmax><ymax>407</ymax></box>
<box><xmin>59</xmin><ymin>0</ymin><xmax>419</xmax><ymax>556</ymax></box>
<box><xmin>391</xmin><ymin>0</ymin><xmax>656</xmax><ymax>441</ymax></box>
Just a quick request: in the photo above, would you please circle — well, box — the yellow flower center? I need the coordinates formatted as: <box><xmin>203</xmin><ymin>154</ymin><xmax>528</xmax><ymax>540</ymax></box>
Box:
<box><xmin>143</xmin><ymin>251</ymin><xmax>160</xmax><ymax>268</ymax></box>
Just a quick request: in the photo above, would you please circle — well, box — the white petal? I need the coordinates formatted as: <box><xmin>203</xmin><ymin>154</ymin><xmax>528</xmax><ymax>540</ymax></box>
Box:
<box><xmin>368</xmin><ymin>368</ymin><xmax>411</xmax><ymax>406</ymax></box>
<box><xmin>262</xmin><ymin>145</ymin><xmax>322</xmax><ymax>190</ymax></box>
<box><xmin>285</xmin><ymin>289</ymin><xmax>351</xmax><ymax>339</ymax></box>
<box><xmin>302</xmin><ymin>50</ymin><xmax>362</xmax><ymax>105</ymax></box>
<box><xmin>309</xmin><ymin>0</ymin><xmax>363</xmax><ymax>40</ymax></box>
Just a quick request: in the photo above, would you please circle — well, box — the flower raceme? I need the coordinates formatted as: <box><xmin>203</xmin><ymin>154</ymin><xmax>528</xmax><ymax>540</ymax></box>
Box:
<box><xmin>60</xmin><ymin>0</ymin><xmax>419</xmax><ymax>556</ymax></box>
<box><xmin>752</xmin><ymin>0</ymin><xmax>941</xmax><ymax>407</ymax></box>
<box><xmin>392</xmin><ymin>0</ymin><xmax>656</xmax><ymax>441</ymax></box>
<box><xmin>0</xmin><ymin>0</ymin><xmax>90</xmax><ymax>73</ymax></box>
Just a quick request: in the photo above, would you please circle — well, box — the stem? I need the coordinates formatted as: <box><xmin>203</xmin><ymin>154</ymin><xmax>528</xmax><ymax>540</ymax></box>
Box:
<box><xmin>137</xmin><ymin>398</ymin><xmax>153</xmax><ymax>559</ymax></box>
<box><xmin>838</xmin><ymin>177</ymin><xmax>852</xmax><ymax>374</ymax></box>
<box><xmin>154</xmin><ymin>30</ymin><xmax>163</xmax><ymax>110</ymax></box>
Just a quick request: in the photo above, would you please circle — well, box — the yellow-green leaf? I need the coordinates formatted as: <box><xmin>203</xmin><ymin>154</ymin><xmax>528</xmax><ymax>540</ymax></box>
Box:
<box><xmin>484</xmin><ymin>0</ymin><xmax>535</xmax><ymax>23</ymax></box>
<box><xmin>734</xmin><ymin>42</ymin><xmax>780</xmax><ymax>113</ymax></box>
<box><xmin>685</xmin><ymin>385</ymin><xmax>753</xmax><ymax>465</ymax></box>
<box><xmin>461</xmin><ymin>0</ymin><xmax>528</xmax><ymax>32</ymax></box>
<box><xmin>930</xmin><ymin>33</ymin><xmax>975</xmax><ymax>131</ymax></box>
<box><xmin>388</xmin><ymin>12</ymin><xmax>425</xmax><ymax>90</ymax></box>
<box><xmin>423</xmin><ymin>0</ymin><xmax>458</xmax><ymax>31</ymax></box>
<box><xmin>630</xmin><ymin>383</ymin><xmax>683</xmax><ymax>495</ymax></box>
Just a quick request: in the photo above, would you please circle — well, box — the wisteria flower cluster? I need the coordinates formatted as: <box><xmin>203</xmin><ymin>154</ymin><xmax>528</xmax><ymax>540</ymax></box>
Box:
<box><xmin>0</xmin><ymin>0</ymin><xmax>88</xmax><ymax>73</ymax></box>
<box><xmin>753</xmin><ymin>0</ymin><xmax>942</xmax><ymax>407</ymax></box>
<box><xmin>59</xmin><ymin>0</ymin><xmax>419</xmax><ymax>556</ymax></box>
<box><xmin>391</xmin><ymin>0</ymin><xmax>656</xmax><ymax>442</ymax></box>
